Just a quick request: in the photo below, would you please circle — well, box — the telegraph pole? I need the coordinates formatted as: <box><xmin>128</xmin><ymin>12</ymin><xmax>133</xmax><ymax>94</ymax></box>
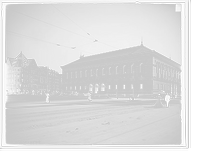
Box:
<box><xmin>132</xmin><ymin>76</ymin><xmax>134</xmax><ymax>101</ymax></box>
<box><xmin>116</xmin><ymin>74</ymin><xmax>118</xmax><ymax>99</ymax></box>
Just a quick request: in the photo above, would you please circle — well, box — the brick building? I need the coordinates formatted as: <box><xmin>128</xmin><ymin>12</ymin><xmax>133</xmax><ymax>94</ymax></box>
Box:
<box><xmin>6</xmin><ymin>52</ymin><xmax>61</xmax><ymax>95</ymax></box>
<box><xmin>61</xmin><ymin>44</ymin><xmax>181</xmax><ymax>98</ymax></box>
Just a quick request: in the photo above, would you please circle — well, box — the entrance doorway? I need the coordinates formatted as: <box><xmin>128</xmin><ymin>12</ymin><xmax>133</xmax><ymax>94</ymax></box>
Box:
<box><xmin>89</xmin><ymin>84</ymin><xmax>93</xmax><ymax>93</ymax></box>
<box><xmin>94</xmin><ymin>84</ymin><xmax>99</xmax><ymax>93</ymax></box>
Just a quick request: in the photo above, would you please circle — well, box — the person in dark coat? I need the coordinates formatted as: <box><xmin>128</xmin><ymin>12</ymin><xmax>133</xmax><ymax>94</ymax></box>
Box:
<box><xmin>165</xmin><ymin>93</ymin><xmax>170</xmax><ymax>107</ymax></box>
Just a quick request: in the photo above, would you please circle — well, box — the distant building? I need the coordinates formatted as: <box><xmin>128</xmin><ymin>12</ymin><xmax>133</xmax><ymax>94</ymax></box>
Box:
<box><xmin>61</xmin><ymin>44</ymin><xmax>181</xmax><ymax>98</ymax></box>
<box><xmin>6</xmin><ymin>52</ymin><xmax>61</xmax><ymax>95</ymax></box>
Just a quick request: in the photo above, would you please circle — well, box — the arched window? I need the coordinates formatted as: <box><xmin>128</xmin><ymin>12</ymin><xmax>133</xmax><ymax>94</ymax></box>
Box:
<box><xmin>123</xmin><ymin>65</ymin><xmax>126</xmax><ymax>74</ymax></box>
<box><xmin>102</xmin><ymin>68</ymin><xmax>105</xmax><ymax>75</ymax></box>
<box><xmin>80</xmin><ymin>71</ymin><xmax>82</xmax><ymax>78</ymax></box>
<box><xmin>116</xmin><ymin>66</ymin><xmax>119</xmax><ymax>74</ymax></box>
<box><xmin>160</xmin><ymin>64</ymin><xmax>163</xmax><ymax>75</ymax></box>
<box><xmin>109</xmin><ymin>67</ymin><xmax>111</xmax><ymax>75</ymax></box>
<box><xmin>139</xmin><ymin>63</ymin><xmax>144</xmax><ymax>73</ymax></box>
<box><xmin>75</xmin><ymin>71</ymin><xmax>77</xmax><ymax>78</ymax></box>
<box><xmin>101</xmin><ymin>84</ymin><xmax>105</xmax><ymax>91</ymax></box>
<box><xmin>96</xmin><ymin>69</ymin><xmax>98</xmax><ymax>77</ymax></box>
<box><xmin>66</xmin><ymin>73</ymin><xmax>68</xmax><ymax>79</ymax></box>
<box><xmin>71</xmin><ymin>72</ymin><xmax>73</xmax><ymax>78</ymax></box>
<box><xmin>90</xmin><ymin>69</ymin><xmax>93</xmax><ymax>77</ymax></box>
<box><xmin>131</xmin><ymin>64</ymin><xmax>134</xmax><ymax>74</ymax></box>
<box><xmin>156</xmin><ymin>63</ymin><xmax>159</xmax><ymax>73</ymax></box>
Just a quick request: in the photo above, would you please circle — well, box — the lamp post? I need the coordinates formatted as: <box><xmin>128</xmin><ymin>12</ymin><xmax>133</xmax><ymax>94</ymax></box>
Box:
<box><xmin>116</xmin><ymin>74</ymin><xmax>118</xmax><ymax>99</ymax></box>
<box><xmin>131</xmin><ymin>76</ymin><xmax>134</xmax><ymax>100</ymax></box>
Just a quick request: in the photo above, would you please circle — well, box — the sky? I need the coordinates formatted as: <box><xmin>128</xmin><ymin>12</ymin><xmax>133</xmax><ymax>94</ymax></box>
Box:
<box><xmin>5</xmin><ymin>3</ymin><xmax>181</xmax><ymax>73</ymax></box>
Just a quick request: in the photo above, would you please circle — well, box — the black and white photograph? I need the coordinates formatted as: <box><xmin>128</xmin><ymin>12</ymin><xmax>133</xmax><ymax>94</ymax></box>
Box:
<box><xmin>1</xmin><ymin>0</ymin><xmax>190</xmax><ymax>149</ymax></box>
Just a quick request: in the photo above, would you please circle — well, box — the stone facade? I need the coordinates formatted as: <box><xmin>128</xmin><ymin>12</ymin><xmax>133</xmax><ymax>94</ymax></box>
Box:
<box><xmin>61</xmin><ymin>44</ymin><xmax>181</xmax><ymax>98</ymax></box>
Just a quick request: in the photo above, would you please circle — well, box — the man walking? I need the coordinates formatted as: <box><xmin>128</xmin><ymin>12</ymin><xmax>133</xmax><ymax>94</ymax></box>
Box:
<box><xmin>165</xmin><ymin>93</ymin><xmax>170</xmax><ymax>107</ymax></box>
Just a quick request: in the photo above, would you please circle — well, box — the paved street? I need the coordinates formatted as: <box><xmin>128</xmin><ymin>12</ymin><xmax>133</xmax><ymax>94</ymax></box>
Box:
<box><xmin>6</xmin><ymin>99</ymin><xmax>182</xmax><ymax>145</ymax></box>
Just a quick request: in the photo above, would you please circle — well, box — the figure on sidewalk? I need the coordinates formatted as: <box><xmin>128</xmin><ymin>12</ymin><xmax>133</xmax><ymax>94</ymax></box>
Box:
<box><xmin>154</xmin><ymin>93</ymin><xmax>163</xmax><ymax>108</ymax></box>
<box><xmin>165</xmin><ymin>93</ymin><xmax>171</xmax><ymax>107</ymax></box>
<box><xmin>87</xmin><ymin>91</ymin><xmax>92</xmax><ymax>102</ymax></box>
<box><xmin>45</xmin><ymin>92</ymin><xmax>50</xmax><ymax>103</ymax></box>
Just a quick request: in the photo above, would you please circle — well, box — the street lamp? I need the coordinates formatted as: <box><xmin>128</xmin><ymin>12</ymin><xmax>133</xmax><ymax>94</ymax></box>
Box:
<box><xmin>116</xmin><ymin>74</ymin><xmax>118</xmax><ymax>99</ymax></box>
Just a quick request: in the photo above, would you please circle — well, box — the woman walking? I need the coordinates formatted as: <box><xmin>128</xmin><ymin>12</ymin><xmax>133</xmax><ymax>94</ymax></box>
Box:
<box><xmin>154</xmin><ymin>93</ymin><xmax>164</xmax><ymax>108</ymax></box>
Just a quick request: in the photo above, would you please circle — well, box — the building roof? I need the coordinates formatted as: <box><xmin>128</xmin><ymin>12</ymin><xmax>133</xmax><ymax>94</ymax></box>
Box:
<box><xmin>63</xmin><ymin>45</ymin><xmax>152</xmax><ymax>67</ymax></box>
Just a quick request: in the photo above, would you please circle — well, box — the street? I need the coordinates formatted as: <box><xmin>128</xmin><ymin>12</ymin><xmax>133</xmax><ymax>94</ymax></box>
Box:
<box><xmin>6</xmin><ymin>99</ymin><xmax>182</xmax><ymax>145</ymax></box>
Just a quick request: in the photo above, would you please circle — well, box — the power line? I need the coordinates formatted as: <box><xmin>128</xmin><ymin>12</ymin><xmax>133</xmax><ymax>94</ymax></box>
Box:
<box><xmin>52</xmin><ymin>6</ymin><xmax>118</xmax><ymax>50</ymax></box>
<box><xmin>13</xmin><ymin>10</ymin><xmax>94</xmax><ymax>41</ymax></box>
<box><xmin>7</xmin><ymin>30</ymin><xmax>94</xmax><ymax>54</ymax></box>
<box><xmin>52</xmin><ymin>6</ymin><xmax>91</xmax><ymax>37</ymax></box>
<box><xmin>13</xmin><ymin>9</ymin><xmax>118</xmax><ymax>52</ymax></box>
<box><xmin>7</xmin><ymin>30</ymin><xmax>72</xmax><ymax>49</ymax></box>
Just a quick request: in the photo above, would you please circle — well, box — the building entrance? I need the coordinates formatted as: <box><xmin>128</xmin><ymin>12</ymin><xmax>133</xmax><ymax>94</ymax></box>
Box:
<box><xmin>94</xmin><ymin>84</ymin><xmax>99</xmax><ymax>93</ymax></box>
<box><xmin>89</xmin><ymin>84</ymin><xmax>93</xmax><ymax>93</ymax></box>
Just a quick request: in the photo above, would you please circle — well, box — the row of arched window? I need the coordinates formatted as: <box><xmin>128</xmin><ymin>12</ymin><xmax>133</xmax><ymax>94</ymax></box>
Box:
<box><xmin>64</xmin><ymin>64</ymin><xmax>135</xmax><ymax>79</ymax></box>
<box><xmin>156</xmin><ymin>63</ymin><xmax>181</xmax><ymax>81</ymax></box>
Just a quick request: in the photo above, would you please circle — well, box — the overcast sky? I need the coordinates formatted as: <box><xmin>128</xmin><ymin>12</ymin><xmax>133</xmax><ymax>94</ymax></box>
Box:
<box><xmin>5</xmin><ymin>3</ymin><xmax>181</xmax><ymax>73</ymax></box>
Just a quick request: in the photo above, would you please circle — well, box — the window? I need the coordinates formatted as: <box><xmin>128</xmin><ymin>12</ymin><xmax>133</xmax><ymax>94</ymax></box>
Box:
<box><xmin>140</xmin><ymin>84</ymin><xmax>143</xmax><ymax>89</ymax></box>
<box><xmin>96</xmin><ymin>69</ymin><xmax>98</xmax><ymax>77</ymax></box>
<box><xmin>139</xmin><ymin>63</ymin><xmax>144</xmax><ymax>73</ymax></box>
<box><xmin>160</xmin><ymin>64</ymin><xmax>163</xmax><ymax>75</ymax></box>
<box><xmin>75</xmin><ymin>71</ymin><xmax>77</xmax><ymax>78</ymax></box>
<box><xmin>108</xmin><ymin>85</ymin><xmax>111</xmax><ymax>89</ymax></box>
<box><xmin>115</xmin><ymin>85</ymin><xmax>118</xmax><ymax>89</ymax></box>
<box><xmin>91</xmin><ymin>69</ymin><xmax>93</xmax><ymax>77</ymax></box>
<box><xmin>131</xmin><ymin>84</ymin><xmax>134</xmax><ymax>89</ymax></box>
<box><xmin>123</xmin><ymin>65</ymin><xmax>126</xmax><ymax>74</ymax></box>
<box><xmin>109</xmin><ymin>67</ymin><xmax>111</xmax><ymax>75</ymax></box>
<box><xmin>156</xmin><ymin>63</ymin><xmax>159</xmax><ymax>73</ymax></box>
<box><xmin>102</xmin><ymin>68</ymin><xmax>105</xmax><ymax>75</ymax></box>
<box><xmin>153</xmin><ymin>66</ymin><xmax>156</xmax><ymax>77</ymax></box>
<box><xmin>80</xmin><ymin>71</ymin><xmax>82</xmax><ymax>78</ymax></box>
<box><xmin>131</xmin><ymin>64</ymin><xmax>134</xmax><ymax>74</ymax></box>
<box><xmin>71</xmin><ymin>72</ymin><xmax>73</xmax><ymax>78</ymax></box>
<box><xmin>123</xmin><ymin>84</ymin><xmax>125</xmax><ymax>89</ymax></box>
<box><xmin>101</xmin><ymin>84</ymin><xmax>105</xmax><ymax>91</ymax></box>
<box><xmin>116</xmin><ymin>66</ymin><xmax>119</xmax><ymax>74</ymax></box>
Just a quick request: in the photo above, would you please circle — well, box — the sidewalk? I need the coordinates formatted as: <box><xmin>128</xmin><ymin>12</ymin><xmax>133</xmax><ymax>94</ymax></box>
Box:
<box><xmin>6</xmin><ymin>98</ymin><xmax>129</xmax><ymax>108</ymax></box>
<box><xmin>6</xmin><ymin>97</ymin><xmax>180</xmax><ymax>108</ymax></box>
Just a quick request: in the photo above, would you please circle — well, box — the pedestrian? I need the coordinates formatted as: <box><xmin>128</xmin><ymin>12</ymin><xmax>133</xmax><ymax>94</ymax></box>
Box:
<box><xmin>88</xmin><ymin>92</ymin><xmax>92</xmax><ymax>102</ymax></box>
<box><xmin>165</xmin><ymin>93</ymin><xmax>170</xmax><ymax>107</ymax></box>
<box><xmin>46</xmin><ymin>92</ymin><xmax>50</xmax><ymax>103</ymax></box>
<box><xmin>154</xmin><ymin>93</ymin><xmax>163</xmax><ymax>108</ymax></box>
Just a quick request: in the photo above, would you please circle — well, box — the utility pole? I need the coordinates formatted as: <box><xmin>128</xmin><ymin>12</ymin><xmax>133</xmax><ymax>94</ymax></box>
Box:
<box><xmin>116</xmin><ymin>74</ymin><xmax>118</xmax><ymax>99</ymax></box>
<box><xmin>132</xmin><ymin>75</ymin><xmax>134</xmax><ymax>101</ymax></box>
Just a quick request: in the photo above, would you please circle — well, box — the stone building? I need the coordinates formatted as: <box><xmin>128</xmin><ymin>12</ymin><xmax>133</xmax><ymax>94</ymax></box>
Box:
<box><xmin>6</xmin><ymin>52</ymin><xmax>61</xmax><ymax>95</ymax></box>
<box><xmin>61</xmin><ymin>44</ymin><xmax>181</xmax><ymax>98</ymax></box>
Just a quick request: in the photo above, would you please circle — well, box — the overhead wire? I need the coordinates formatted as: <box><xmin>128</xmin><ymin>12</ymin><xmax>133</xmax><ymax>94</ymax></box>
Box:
<box><xmin>13</xmin><ymin>10</ymin><xmax>94</xmax><ymax>41</ymax></box>
<box><xmin>52</xmin><ymin>6</ymin><xmax>118</xmax><ymax>50</ymax></box>
<box><xmin>7</xmin><ymin>30</ymin><xmax>94</xmax><ymax>55</ymax></box>
<box><xmin>11</xmin><ymin>9</ymin><xmax>118</xmax><ymax>56</ymax></box>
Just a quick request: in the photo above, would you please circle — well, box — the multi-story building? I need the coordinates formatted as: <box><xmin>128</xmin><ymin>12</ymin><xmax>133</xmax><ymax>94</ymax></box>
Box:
<box><xmin>6</xmin><ymin>52</ymin><xmax>61</xmax><ymax>95</ymax></box>
<box><xmin>47</xmin><ymin>69</ymin><xmax>60</xmax><ymax>92</ymax></box>
<box><xmin>61</xmin><ymin>44</ymin><xmax>181</xmax><ymax>98</ymax></box>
